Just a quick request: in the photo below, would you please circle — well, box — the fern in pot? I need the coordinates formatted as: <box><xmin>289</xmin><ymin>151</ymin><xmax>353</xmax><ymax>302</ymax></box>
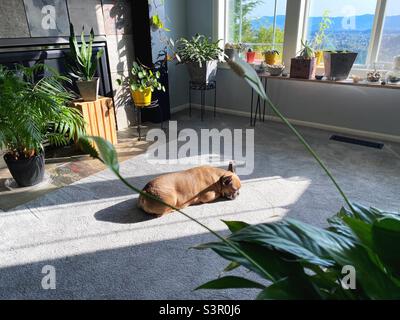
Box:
<box><xmin>68</xmin><ymin>24</ymin><xmax>104</xmax><ymax>101</ymax></box>
<box><xmin>175</xmin><ymin>35</ymin><xmax>225</xmax><ymax>84</ymax></box>
<box><xmin>0</xmin><ymin>65</ymin><xmax>85</xmax><ymax>187</ymax></box>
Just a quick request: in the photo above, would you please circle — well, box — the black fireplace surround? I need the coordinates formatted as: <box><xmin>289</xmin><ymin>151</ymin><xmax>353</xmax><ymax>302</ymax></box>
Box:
<box><xmin>0</xmin><ymin>39</ymin><xmax>113</xmax><ymax>100</ymax></box>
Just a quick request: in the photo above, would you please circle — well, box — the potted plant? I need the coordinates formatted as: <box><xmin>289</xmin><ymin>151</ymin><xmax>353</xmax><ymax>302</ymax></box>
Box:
<box><xmin>290</xmin><ymin>41</ymin><xmax>316</xmax><ymax>79</ymax></box>
<box><xmin>263</xmin><ymin>49</ymin><xmax>280</xmax><ymax>65</ymax></box>
<box><xmin>312</xmin><ymin>10</ymin><xmax>332</xmax><ymax>66</ymax></box>
<box><xmin>0</xmin><ymin>65</ymin><xmax>85</xmax><ymax>187</ymax></box>
<box><xmin>246</xmin><ymin>48</ymin><xmax>256</xmax><ymax>64</ymax></box>
<box><xmin>224</xmin><ymin>43</ymin><xmax>246</xmax><ymax>61</ymax></box>
<box><xmin>323</xmin><ymin>50</ymin><xmax>358</xmax><ymax>80</ymax></box>
<box><xmin>118</xmin><ymin>61</ymin><xmax>165</xmax><ymax>107</ymax></box>
<box><xmin>176</xmin><ymin>35</ymin><xmax>225</xmax><ymax>84</ymax></box>
<box><xmin>68</xmin><ymin>24</ymin><xmax>104</xmax><ymax>101</ymax></box>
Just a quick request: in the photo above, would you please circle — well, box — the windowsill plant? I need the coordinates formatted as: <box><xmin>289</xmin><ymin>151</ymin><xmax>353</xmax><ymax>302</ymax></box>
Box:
<box><xmin>290</xmin><ymin>40</ymin><xmax>316</xmax><ymax>79</ymax></box>
<box><xmin>67</xmin><ymin>24</ymin><xmax>104</xmax><ymax>101</ymax></box>
<box><xmin>0</xmin><ymin>64</ymin><xmax>85</xmax><ymax>187</ymax></box>
<box><xmin>263</xmin><ymin>49</ymin><xmax>281</xmax><ymax>65</ymax></box>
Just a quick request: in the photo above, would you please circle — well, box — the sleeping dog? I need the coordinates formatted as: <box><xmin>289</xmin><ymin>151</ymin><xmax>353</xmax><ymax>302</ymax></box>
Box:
<box><xmin>138</xmin><ymin>163</ymin><xmax>241</xmax><ymax>216</ymax></box>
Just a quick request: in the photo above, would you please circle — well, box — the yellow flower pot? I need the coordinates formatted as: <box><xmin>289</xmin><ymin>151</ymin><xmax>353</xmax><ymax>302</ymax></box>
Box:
<box><xmin>264</xmin><ymin>52</ymin><xmax>280</xmax><ymax>65</ymax></box>
<box><xmin>315</xmin><ymin>51</ymin><xmax>324</xmax><ymax>66</ymax></box>
<box><xmin>131</xmin><ymin>88</ymin><xmax>152</xmax><ymax>107</ymax></box>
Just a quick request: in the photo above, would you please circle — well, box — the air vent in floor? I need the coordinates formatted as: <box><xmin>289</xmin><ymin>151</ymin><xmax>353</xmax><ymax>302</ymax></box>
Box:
<box><xmin>330</xmin><ymin>135</ymin><xmax>384</xmax><ymax>149</ymax></box>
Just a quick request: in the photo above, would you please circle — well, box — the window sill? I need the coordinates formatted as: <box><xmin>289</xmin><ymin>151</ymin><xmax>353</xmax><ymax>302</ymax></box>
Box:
<box><xmin>256</xmin><ymin>73</ymin><xmax>400</xmax><ymax>90</ymax></box>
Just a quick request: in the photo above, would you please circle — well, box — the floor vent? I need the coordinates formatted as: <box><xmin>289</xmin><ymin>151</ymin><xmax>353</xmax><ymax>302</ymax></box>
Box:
<box><xmin>330</xmin><ymin>135</ymin><xmax>384</xmax><ymax>149</ymax></box>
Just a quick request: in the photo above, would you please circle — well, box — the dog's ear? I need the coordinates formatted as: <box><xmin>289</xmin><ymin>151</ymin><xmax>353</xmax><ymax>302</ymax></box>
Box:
<box><xmin>221</xmin><ymin>175</ymin><xmax>233</xmax><ymax>187</ymax></box>
<box><xmin>228</xmin><ymin>161</ymin><xmax>236</xmax><ymax>173</ymax></box>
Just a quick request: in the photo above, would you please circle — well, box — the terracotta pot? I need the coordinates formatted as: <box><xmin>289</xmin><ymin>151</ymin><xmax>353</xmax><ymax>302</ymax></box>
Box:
<box><xmin>290</xmin><ymin>57</ymin><xmax>316</xmax><ymax>79</ymax></box>
<box><xmin>246</xmin><ymin>51</ymin><xmax>256</xmax><ymax>64</ymax></box>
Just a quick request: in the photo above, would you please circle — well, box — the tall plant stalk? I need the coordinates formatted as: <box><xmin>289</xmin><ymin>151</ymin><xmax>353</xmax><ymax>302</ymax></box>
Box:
<box><xmin>81</xmin><ymin>58</ymin><xmax>356</xmax><ymax>283</ymax></box>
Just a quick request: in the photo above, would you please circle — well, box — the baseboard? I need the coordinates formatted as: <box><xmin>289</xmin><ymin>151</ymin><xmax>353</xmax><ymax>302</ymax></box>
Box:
<box><xmin>173</xmin><ymin>103</ymin><xmax>400</xmax><ymax>144</ymax></box>
<box><xmin>171</xmin><ymin>104</ymin><xmax>189</xmax><ymax>114</ymax></box>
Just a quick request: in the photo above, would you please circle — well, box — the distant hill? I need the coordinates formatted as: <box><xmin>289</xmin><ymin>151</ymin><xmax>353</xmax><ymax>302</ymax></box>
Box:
<box><xmin>250</xmin><ymin>14</ymin><xmax>400</xmax><ymax>33</ymax></box>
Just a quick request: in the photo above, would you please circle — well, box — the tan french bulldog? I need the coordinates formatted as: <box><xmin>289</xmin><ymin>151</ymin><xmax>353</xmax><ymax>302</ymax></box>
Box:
<box><xmin>138</xmin><ymin>163</ymin><xmax>241</xmax><ymax>216</ymax></box>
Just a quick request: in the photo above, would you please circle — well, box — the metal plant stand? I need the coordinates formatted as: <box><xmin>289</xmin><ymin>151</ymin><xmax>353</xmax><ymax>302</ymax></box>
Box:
<box><xmin>189</xmin><ymin>81</ymin><xmax>217</xmax><ymax>121</ymax></box>
<box><xmin>250</xmin><ymin>76</ymin><xmax>268</xmax><ymax>127</ymax></box>
<box><xmin>133</xmin><ymin>99</ymin><xmax>164</xmax><ymax>141</ymax></box>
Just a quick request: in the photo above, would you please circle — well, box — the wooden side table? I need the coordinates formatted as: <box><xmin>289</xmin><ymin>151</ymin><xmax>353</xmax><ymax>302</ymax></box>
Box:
<box><xmin>70</xmin><ymin>96</ymin><xmax>118</xmax><ymax>145</ymax></box>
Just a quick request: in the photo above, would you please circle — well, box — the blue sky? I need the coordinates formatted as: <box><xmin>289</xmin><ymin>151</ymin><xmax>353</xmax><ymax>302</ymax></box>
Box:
<box><xmin>248</xmin><ymin>0</ymin><xmax>400</xmax><ymax>18</ymax></box>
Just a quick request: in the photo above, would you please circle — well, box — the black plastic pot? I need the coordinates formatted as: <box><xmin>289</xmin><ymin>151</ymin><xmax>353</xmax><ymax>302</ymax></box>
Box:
<box><xmin>4</xmin><ymin>153</ymin><xmax>45</xmax><ymax>187</ymax></box>
<box><xmin>186</xmin><ymin>60</ymin><xmax>218</xmax><ymax>84</ymax></box>
<box><xmin>323</xmin><ymin>51</ymin><xmax>358</xmax><ymax>80</ymax></box>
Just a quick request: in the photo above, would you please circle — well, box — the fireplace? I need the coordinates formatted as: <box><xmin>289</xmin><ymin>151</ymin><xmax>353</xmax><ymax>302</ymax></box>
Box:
<box><xmin>0</xmin><ymin>41</ymin><xmax>113</xmax><ymax>99</ymax></box>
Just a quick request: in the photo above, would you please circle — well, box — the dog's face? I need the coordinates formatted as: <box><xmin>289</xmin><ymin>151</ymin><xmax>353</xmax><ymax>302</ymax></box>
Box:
<box><xmin>220</xmin><ymin>163</ymin><xmax>241</xmax><ymax>200</ymax></box>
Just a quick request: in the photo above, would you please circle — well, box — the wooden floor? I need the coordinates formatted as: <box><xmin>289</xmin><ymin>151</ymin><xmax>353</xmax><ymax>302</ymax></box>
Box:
<box><xmin>0</xmin><ymin>127</ymin><xmax>153</xmax><ymax>211</ymax></box>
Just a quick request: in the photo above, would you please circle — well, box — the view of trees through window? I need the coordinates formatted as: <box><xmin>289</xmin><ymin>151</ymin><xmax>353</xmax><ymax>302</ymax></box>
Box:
<box><xmin>305</xmin><ymin>0</ymin><xmax>377</xmax><ymax>66</ymax></box>
<box><xmin>226</xmin><ymin>0</ymin><xmax>287</xmax><ymax>58</ymax></box>
<box><xmin>305</xmin><ymin>0</ymin><xmax>400</xmax><ymax>66</ymax></box>
<box><xmin>378</xmin><ymin>0</ymin><xmax>400</xmax><ymax>63</ymax></box>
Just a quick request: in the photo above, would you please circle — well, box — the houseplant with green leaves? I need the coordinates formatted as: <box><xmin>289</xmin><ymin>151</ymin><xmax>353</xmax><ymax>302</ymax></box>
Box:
<box><xmin>117</xmin><ymin>61</ymin><xmax>165</xmax><ymax>107</ymax></box>
<box><xmin>0</xmin><ymin>64</ymin><xmax>85</xmax><ymax>187</ymax></box>
<box><xmin>175</xmin><ymin>34</ymin><xmax>225</xmax><ymax>84</ymax></box>
<box><xmin>68</xmin><ymin>23</ymin><xmax>104</xmax><ymax>101</ymax></box>
<box><xmin>312</xmin><ymin>10</ymin><xmax>332</xmax><ymax>65</ymax></box>
<box><xmin>290</xmin><ymin>40</ymin><xmax>316</xmax><ymax>79</ymax></box>
<box><xmin>79</xmin><ymin>58</ymin><xmax>400</xmax><ymax>299</ymax></box>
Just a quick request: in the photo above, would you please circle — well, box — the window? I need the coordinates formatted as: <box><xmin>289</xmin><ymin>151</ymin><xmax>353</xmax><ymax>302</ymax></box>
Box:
<box><xmin>216</xmin><ymin>0</ymin><xmax>399</xmax><ymax>70</ymax></box>
<box><xmin>225</xmin><ymin>0</ymin><xmax>287</xmax><ymax>61</ymax></box>
<box><xmin>304</xmin><ymin>0</ymin><xmax>378</xmax><ymax>66</ymax></box>
<box><xmin>377</xmin><ymin>0</ymin><xmax>400</xmax><ymax>64</ymax></box>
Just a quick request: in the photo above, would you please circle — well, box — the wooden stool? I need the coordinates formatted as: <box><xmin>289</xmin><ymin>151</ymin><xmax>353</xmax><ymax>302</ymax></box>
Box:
<box><xmin>70</xmin><ymin>96</ymin><xmax>118</xmax><ymax>145</ymax></box>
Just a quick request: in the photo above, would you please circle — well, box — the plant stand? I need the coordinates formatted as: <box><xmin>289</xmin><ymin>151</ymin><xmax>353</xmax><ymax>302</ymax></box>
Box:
<box><xmin>133</xmin><ymin>100</ymin><xmax>164</xmax><ymax>141</ymax></box>
<box><xmin>249</xmin><ymin>76</ymin><xmax>268</xmax><ymax>127</ymax></box>
<box><xmin>189</xmin><ymin>81</ymin><xmax>217</xmax><ymax>121</ymax></box>
<box><xmin>70</xmin><ymin>96</ymin><xmax>118</xmax><ymax>145</ymax></box>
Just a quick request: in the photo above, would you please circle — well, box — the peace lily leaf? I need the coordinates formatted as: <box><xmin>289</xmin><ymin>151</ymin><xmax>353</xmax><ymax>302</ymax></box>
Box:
<box><xmin>372</xmin><ymin>217</ymin><xmax>400</xmax><ymax>277</ymax></box>
<box><xmin>196</xmin><ymin>276</ymin><xmax>265</xmax><ymax>291</ymax></box>
<box><xmin>81</xmin><ymin>136</ymin><xmax>119</xmax><ymax>173</ymax></box>
<box><xmin>222</xmin><ymin>220</ymin><xmax>249</xmax><ymax>233</ymax></box>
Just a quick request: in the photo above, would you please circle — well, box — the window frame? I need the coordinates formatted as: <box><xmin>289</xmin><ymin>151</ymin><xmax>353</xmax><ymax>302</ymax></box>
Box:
<box><xmin>214</xmin><ymin>0</ymin><xmax>394</xmax><ymax>71</ymax></box>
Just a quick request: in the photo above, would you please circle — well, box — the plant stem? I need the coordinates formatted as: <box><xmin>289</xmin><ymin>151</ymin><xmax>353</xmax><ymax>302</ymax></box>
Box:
<box><xmin>113</xmin><ymin>170</ymin><xmax>274</xmax><ymax>281</ymax></box>
<box><xmin>252</xmin><ymin>81</ymin><xmax>355</xmax><ymax>213</ymax></box>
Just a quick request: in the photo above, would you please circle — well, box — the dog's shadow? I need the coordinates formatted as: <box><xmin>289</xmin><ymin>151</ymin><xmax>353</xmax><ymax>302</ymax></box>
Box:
<box><xmin>95</xmin><ymin>199</ymin><xmax>158</xmax><ymax>224</ymax></box>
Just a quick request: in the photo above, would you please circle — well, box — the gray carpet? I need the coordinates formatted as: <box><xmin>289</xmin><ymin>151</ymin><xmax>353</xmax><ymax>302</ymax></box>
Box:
<box><xmin>1</xmin><ymin>110</ymin><xmax>399</xmax><ymax>299</ymax></box>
